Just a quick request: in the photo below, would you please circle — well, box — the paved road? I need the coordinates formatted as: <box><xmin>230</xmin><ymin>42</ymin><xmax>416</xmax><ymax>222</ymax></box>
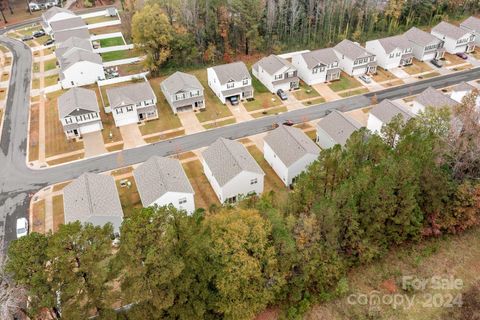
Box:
<box><xmin>0</xmin><ymin>20</ymin><xmax>479</xmax><ymax>246</ymax></box>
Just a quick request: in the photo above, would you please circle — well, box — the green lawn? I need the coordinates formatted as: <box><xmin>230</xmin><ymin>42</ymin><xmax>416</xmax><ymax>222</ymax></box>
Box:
<box><xmin>292</xmin><ymin>81</ymin><xmax>320</xmax><ymax>100</ymax></box>
<box><xmin>328</xmin><ymin>72</ymin><xmax>363</xmax><ymax>92</ymax></box>
<box><xmin>244</xmin><ymin>77</ymin><xmax>282</xmax><ymax>112</ymax></box>
<box><xmin>302</xmin><ymin>97</ymin><xmax>326</xmax><ymax>106</ymax></box>
<box><xmin>44</xmin><ymin>59</ymin><xmax>57</xmax><ymax>71</ymax></box>
<box><xmin>203</xmin><ymin>118</ymin><xmax>236</xmax><ymax>129</ymax></box>
<box><xmin>33</xmin><ymin>62</ymin><xmax>40</xmax><ymax>73</ymax></box>
<box><xmin>116</xmin><ymin>178</ymin><xmax>142</xmax><ymax>217</ymax></box>
<box><xmin>99</xmin><ymin>37</ymin><xmax>125</xmax><ymax>48</ymax></box>
<box><xmin>44</xmin><ymin>74</ymin><xmax>59</xmax><ymax>87</ymax></box>
<box><xmin>338</xmin><ymin>88</ymin><xmax>369</xmax><ymax>97</ymax></box>
<box><xmin>84</xmin><ymin>15</ymin><xmax>119</xmax><ymax>25</ymax></box>
<box><xmin>251</xmin><ymin>106</ymin><xmax>288</xmax><ymax>118</ymax></box>
<box><xmin>417</xmin><ymin>72</ymin><xmax>441</xmax><ymax>79</ymax></box>
<box><xmin>101</xmin><ymin>49</ymin><xmax>140</xmax><ymax>62</ymax></box>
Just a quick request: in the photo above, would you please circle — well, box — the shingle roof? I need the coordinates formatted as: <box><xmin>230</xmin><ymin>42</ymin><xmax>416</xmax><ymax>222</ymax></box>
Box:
<box><xmin>404</xmin><ymin>27</ymin><xmax>440</xmax><ymax>46</ymax></box>
<box><xmin>415</xmin><ymin>87</ymin><xmax>459</xmax><ymax>109</ymax></box>
<box><xmin>452</xmin><ymin>81</ymin><xmax>476</xmax><ymax>93</ymax></box>
<box><xmin>54</xmin><ymin>27</ymin><xmax>90</xmax><ymax>43</ymax></box>
<box><xmin>376</xmin><ymin>35</ymin><xmax>412</xmax><ymax>54</ymax></box>
<box><xmin>370</xmin><ymin>99</ymin><xmax>414</xmax><ymax>124</ymax></box>
<box><xmin>58</xmin><ymin>47</ymin><xmax>102</xmax><ymax>71</ymax></box>
<box><xmin>58</xmin><ymin>36</ymin><xmax>92</xmax><ymax>51</ymax></box>
<box><xmin>50</xmin><ymin>16</ymin><xmax>86</xmax><ymax>33</ymax></box>
<box><xmin>334</xmin><ymin>39</ymin><xmax>373</xmax><ymax>60</ymax></box>
<box><xmin>42</xmin><ymin>6</ymin><xmax>74</xmax><ymax>22</ymax></box>
<box><xmin>432</xmin><ymin>21</ymin><xmax>470</xmax><ymax>40</ymax></box>
<box><xmin>63</xmin><ymin>173</ymin><xmax>123</xmax><ymax>233</ymax></box>
<box><xmin>264</xmin><ymin>125</ymin><xmax>320</xmax><ymax>167</ymax></box>
<box><xmin>317</xmin><ymin>110</ymin><xmax>362</xmax><ymax>145</ymax></box>
<box><xmin>133</xmin><ymin>156</ymin><xmax>194</xmax><ymax>207</ymax></box>
<box><xmin>461</xmin><ymin>16</ymin><xmax>480</xmax><ymax>32</ymax></box>
<box><xmin>202</xmin><ymin>138</ymin><xmax>264</xmax><ymax>187</ymax></box>
<box><xmin>58</xmin><ymin>87</ymin><xmax>99</xmax><ymax>118</ymax></box>
<box><xmin>210</xmin><ymin>61</ymin><xmax>251</xmax><ymax>85</ymax></box>
<box><xmin>300</xmin><ymin>48</ymin><xmax>339</xmax><ymax>69</ymax></box>
<box><xmin>253</xmin><ymin>54</ymin><xmax>295</xmax><ymax>75</ymax></box>
<box><xmin>106</xmin><ymin>82</ymin><xmax>156</xmax><ymax>108</ymax></box>
<box><xmin>161</xmin><ymin>71</ymin><xmax>203</xmax><ymax>95</ymax></box>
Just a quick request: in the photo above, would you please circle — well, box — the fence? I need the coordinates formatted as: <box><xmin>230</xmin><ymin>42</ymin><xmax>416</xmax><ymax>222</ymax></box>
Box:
<box><xmin>97</xmin><ymin>72</ymin><xmax>149</xmax><ymax>87</ymax></box>
<box><xmin>102</xmin><ymin>57</ymin><xmax>142</xmax><ymax>68</ymax></box>
<box><xmin>94</xmin><ymin>44</ymin><xmax>134</xmax><ymax>54</ymax></box>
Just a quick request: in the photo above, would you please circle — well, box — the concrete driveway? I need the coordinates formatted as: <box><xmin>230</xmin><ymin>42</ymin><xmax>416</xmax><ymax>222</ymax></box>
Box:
<box><xmin>82</xmin><ymin>131</ymin><xmax>107</xmax><ymax>158</ymax></box>
<box><xmin>119</xmin><ymin>124</ymin><xmax>145</xmax><ymax>149</ymax></box>
<box><xmin>178</xmin><ymin>111</ymin><xmax>205</xmax><ymax>134</ymax></box>
<box><xmin>311</xmin><ymin>83</ymin><xmax>341</xmax><ymax>101</ymax></box>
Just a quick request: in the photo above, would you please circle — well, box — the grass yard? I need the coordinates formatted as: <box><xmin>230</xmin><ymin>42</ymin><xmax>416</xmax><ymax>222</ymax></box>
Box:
<box><xmin>26</xmin><ymin>35</ymin><xmax>51</xmax><ymax>47</ymax></box>
<box><xmin>189</xmin><ymin>69</ymin><xmax>233</xmax><ymax>123</ymax></box>
<box><xmin>52</xmin><ymin>181</ymin><xmax>71</xmax><ymax>193</ymax></box>
<box><xmin>0</xmin><ymin>45</ymin><xmax>9</xmax><ymax>53</ymax></box>
<box><xmin>3</xmin><ymin>57</ymin><xmax>11</xmax><ymax>66</ymax></box>
<box><xmin>89</xmin><ymin>86</ymin><xmax>123</xmax><ymax>144</ymax></box>
<box><xmin>101</xmin><ymin>49</ymin><xmax>140</xmax><ymax>62</ymax></box>
<box><xmin>89</xmin><ymin>24</ymin><xmax>123</xmax><ymax>34</ymax></box>
<box><xmin>246</xmin><ymin>145</ymin><xmax>289</xmax><ymax>205</ymax></box>
<box><xmin>44</xmin><ymin>74</ymin><xmax>59</xmax><ymax>87</ymax></box>
<box><xmin>32</xmin><ymin>78</ymin><xmax>40</xmax><ymax>90</ymax></box>
<box><xmin>47</xmin><ymin>153</ymin><xmax>84</xmax><ymax>166</ymax></box>
<box><xmin>116</xmin><ymin>177</ymin><xmax>142</xmax><ymax>217</ymax></box>
<box><xmin>15</xmin><ymin>24</ymin><xmax>41</xmax><ymax>36</ymax></box>
<box><xmin>106</xmin><ymin>143</ymin><xmax>124</xmax><ymax>152</ymax></box>
<box><xmin>443</xmin><ymin>52</ymin><xmax>468</xmax><ymax>66</ymax></box>
<box><xmin>251</xmin><ymin>106</ymin><xmax>288</xmax><ymax>118</ymax></box>
<box><xmin>403</xmin><ymin>60</ymin><xmax>432</xmax><ymax>75</ymax></box>
<box><xmin>182</xmin><ymin>159</ymin><xmax>220</xmax><ymax>211</ymax></box>
<box><xmin>304</xmin><ymin>129</ymin><xmax>317</xmax><ymax>141</ymax></box>
<box><xmin>472</xmin><ymin>50</ymin><xmax>480</xmax><ymax>60</ymax></box>
<box><xmin>244</xmin><ymin>77</ymin><xmax>282</xmax><ymax>112</ymax></box>
<box><xmin>143</xmin><ymin>130</ymin><xmax>185</xmax><ymax>144</ymax></box>
<box><xmin>292</xmin><ymin>81</ymin><xmax>321</xmax><ymax>100</ymax></box>
<box><xmin>99</xmin><ymin>36</ymin><xmax>125</xmax><ymax>48</ymax></box>
<box><xmin>0</xmin><ymin>88</ymin><xmax>6</xmax><ymax>100</ymax></box>
<box><xmin>383</xmin><ymin>79</ymin><xmax>404</xmax><ymax>87</ymax></box>
<box><xmin>417</xmin><ymin>71</ymin><xmax>441</xmax><ymax>80</ymax></box>
<box><xmin>28</xmin><ymin>104</ymin><xmax>40</xmax><ymax>162</ymax></box>
<box><xmin>328</xmin><ymin>72</ymin><xmax>363</xmax><ymax>92</ymax></box>
<box><xmin>303</xmin><ymin>97</ymin><xmax>326</xmax><ymax>106</ymax></box>
<box><xmin>117</xmin><ymin>62</ymin><xmax>146</xmax><ymax>76</ymax></box>
<box><xmin>1</xmin><ymin>72</ymin><xmax>9</xmax><ymax>82</ymax></box>
<box><xmin>52</xmin><ymin>195</ymin><xmax>64</xmax><ymax>232</ymax></box>
<box><xmin>33</xmin><ymin>62</ymin><xmax>40</xmax><ymax>73</ymax></box>
<box><xmin>44</xmin><ymin>59</ymin><xmax>57</xmax><ymax>71</ymax></box>
<box><xmin>450</xmin><ymin>64</ymin><xmax>472</xmax><ymax>71</ymax></box>
<box><xmin>203</xmin><ymin>118</ymin><xmax>236</xmax><ymax>129</ymax></box>
<box><xmin>31</xmin><ymin>199</ymin><xmax>45</xmax><ymax>233</ymax></box>
<box><xmin>372</xmin><ymin>68</ymin><xmax>398</xmax><ymax>82</ymax></box>
<box><xmin>44</xmin><ymin>91</ymin><xmax>84</xmax><ymax>158</ymax></box>
<box><xmin>339</xmin><ymin>88</ymin><xmax>369</xmax><ymax>97</ymax></box>
<box><xmin>111</xmin><ymin>166</ymin><xmax>134</xmax><ymax>177</ymax></box>
<box><xmin>84</xmin><ymin>15</ymin><xmax>119</xmax><ymax>25</ymax></box>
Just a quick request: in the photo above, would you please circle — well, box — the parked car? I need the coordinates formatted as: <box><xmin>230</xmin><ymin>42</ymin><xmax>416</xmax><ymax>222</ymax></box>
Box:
<box><xmin>456</xmin><ymin>52</ymin><xmax>468</xmax><ymax>60</ymax></box>
<box><xmin>16</xmin><ymin>218</ymin><xmax>28</xmax><ymax>238</ymax></box>
<box><xmin>33</xmin><ymin>30</ymin><xmax>45</xmax><ymax>38</ymax></box>
<box><xmin>282</xmin><ymin>120</ymin><xmax>294</xmax><ymax>126</ymax></box>
<box><xmin>21</xmin><ymin>35</ymin><xmax>34</xmax><ymax>41</ymax></box>
<box><xmin>359</xmin><ymin>75</ymin><xmax>372</xmax><ymax>84</ymax></box>
<box><xmin>229</xmin><ymin>96</ymin><xmax>239</xmax><ymax>106</ymax></box>
<box><xmin>276</xmin><ymin>89</ymin><xmax>288</xmax><ymax>101</ymax></box>
<box><xmin>431</xmin><ymin>59</ymin><xmax>443</xmax><ymax>68</ymax></box>
<box><xmin>44</xmin><ymin>39</ymin><xmax>55</xmax><ymax>46</ymax></box>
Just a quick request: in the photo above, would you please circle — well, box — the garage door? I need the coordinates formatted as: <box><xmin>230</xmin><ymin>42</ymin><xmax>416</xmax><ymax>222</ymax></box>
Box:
<box><xmin>423</xmin><ymin>52</ymin><xmax>436</xmax><ymax>61</ymax></box>
<box><xmin>80</xmin><ymin>122</ymin><xmax>102</xmax><ymax>134</ymax></box>
<box><xmin>176</xmin><ymin>105</ymin><xmax>193</xmax><ymax>113</ymax></box>
<box><xmin>352</xmin><ymin>67</ymin><xmax>367</xmax><ymax>76</ymax></box>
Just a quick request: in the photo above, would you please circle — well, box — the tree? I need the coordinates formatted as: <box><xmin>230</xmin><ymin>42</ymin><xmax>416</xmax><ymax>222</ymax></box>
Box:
<box><xmin>0</xmin><ymin>242</ymin><xmax>26</xmax><ymax>319</ymax></box>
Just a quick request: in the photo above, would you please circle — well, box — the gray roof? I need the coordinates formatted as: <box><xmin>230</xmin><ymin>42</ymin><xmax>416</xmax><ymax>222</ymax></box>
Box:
<box><xmin>253</xmin><ymin>54</ymin><xmax>295</xmax><ymax>75</ymax></box>
<box><xmin>210</xmin><ymin>61</ymin><xmax>251</xmax><ymax>85</ymax></box>
<box><xmin>106</xmin><ymin>82</ymin><xmax>156</xmax><ymax>108</ymax></box>
<box><xmin>161</xmin><ymin>71</ymin><xmax>203</xmax><ymax>95</ymax></box>
<box><xmin>50</xmin><ymin>16</ymin><xmax>86</xmax><ymax>33</ymax></box>
<box><xmin>370</xmin><ymin>99</ymin><xmax>414</xmax><ymax>124</ymax></box>
<box><xmin>404</xmin><ymin>27</ymin><xmax>441</xmax><ymax>46</ymax></box>
<box><xmin>452</xmin><ymin>81</ymin><xmax>476</xmax><ymax>92</ymax></box>
<box><xmin>42</xmin><ymin>6</ymin><xmax>74</xmax><ymax>23</ymax></box>
<box><xmin>317</xmin><ymin>110</ymin><xmax>362</xmax><ymax>145</ymax></box>
<box><xmin>202</xmin><ymin>138</ymin><xmax>264</xmax><ymax>187</ymax></box>
<box><xmin>376</xmin><ymin>35</ymin><xmax>412</xmax><ymax>54</ymax></box>
<box><xmin>133</xmin><ymin>156</ymin><xmax>194</xmax><ymax>207</ymax></box>
<box><xmin>432</xmin><ymin>21</ymin><xmax>470</xmax><ymax>40</ymax></box>
<box><xmin>58</xmin><ymin>87</ymin><xmax>99</xmax><ymax>118</ymax></box>
<box><xmin>54</xmin><ymin>27</ymin><xmax>90</xmax><ymax>43</ymax></box>
<box><xmin>55</xmin><ymin>36</ymin><xmax>92</xmax><ymax>57</ymax></box>
<box><xmin>415</xmin><ymin>87</ymin><xmax>459</xmax><ymax>109</ymax></box>
<box><xmin>301</xmin><ymin>48</ymin><xmax>339</xmax><ymax>69</ymax></box>
<box><xmin>264</xmin><ymin>125</ymin><xmax>320</xmax><ymax>167</ymax></box>
<box><xmin>63</xmin><ymin>173</ymin><xmax>123</xmax><ymax>233</ymax></box>
<box><xmin>334</xmin><ymin>39</ymin><xmax>373</xmax><ymax>60</ymax></box>
<box><xmin>58</xmin><ymin>47</ymin><xmax>102</xmax><ymax>71</ymax></box>
<box><xmin>461</xmin><ymin>16</ymin><xmax>480</xmax><ymax>33</ymax></box>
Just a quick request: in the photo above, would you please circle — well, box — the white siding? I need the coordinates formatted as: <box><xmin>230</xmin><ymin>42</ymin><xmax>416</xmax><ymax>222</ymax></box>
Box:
<box><xmin>366</xmin><ymin>40</ymin><xmax>404</xmax><ymax>70</ymax></box>
<box><xmin>291</xmin><ymin>54</ymin><xmax>327</xmax><ymax>85</ymax></box>
<box><xmin>263</xmin><ymin>142</ymin><xmax>289</xmax><ymax>185</ymax></box>
<box><xmin>151</xmin><ymin>191</ymin><xmax>195</xmax><ymax>214</ymax></box>
<box><xmin>412</xmin><ymin>101</ymin><xmax>425</xmax><ymax>114</ymax></box>
<box><xmin>366</xmin><ymin>113</ymin><xmax>384</xmax><ymax>134</ymax></box>
<box><xmin>431</xmin><ymin>30</ymin><xmax>475</xmax><ymax>54</ymax></box>
<box><xmin>60</xmin><ymin>61</ymin><xmax>105</xmax><ymax>89</ymax></box>
<box><xmin>207</xmin><ymin>67</ymin><xmax>253</xmax><ymax>104</ymax></box>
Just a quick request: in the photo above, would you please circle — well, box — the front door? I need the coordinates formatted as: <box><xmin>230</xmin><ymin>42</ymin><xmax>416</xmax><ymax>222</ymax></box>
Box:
<box><xmin>138</xmin><ymin>113</ymin><xmax>144</xmax><ymax>120</ymax></box>
<box><xmin>73</xmin><ymin>129</ymin><xmax>79</xmax><ymax>136</ymax></box>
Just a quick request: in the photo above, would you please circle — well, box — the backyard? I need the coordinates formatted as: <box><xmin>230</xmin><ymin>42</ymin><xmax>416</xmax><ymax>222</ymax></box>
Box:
<box><xmin>84</xmin><ymin>15</ymin><xmax>119</xmax><ymax>25</ymax></box>
<box><xmin>182</xmin><ymin>159</ymin><xmax>220</xmax><ymax>210</ymax></box>
<box><xmin>99</xmin><ymin>36</ymin><xmax>125</xmax><ymax>48</ymax></box>
<box><xmin>101</xmin><ymin>49</ymin><xmax>140</xmax><ymax>62</ymax></box>
<box><xmin>116</xmin><ymin>177</ymin><xmax>142</xmax><ymax>217</ymax></box>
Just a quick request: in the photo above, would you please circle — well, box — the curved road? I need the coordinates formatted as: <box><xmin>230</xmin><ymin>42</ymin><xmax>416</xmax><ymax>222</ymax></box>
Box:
<box><xmin>1</xmin><ymin>25</ymin><xmax>479</xmax><ymax>245</ymax></box>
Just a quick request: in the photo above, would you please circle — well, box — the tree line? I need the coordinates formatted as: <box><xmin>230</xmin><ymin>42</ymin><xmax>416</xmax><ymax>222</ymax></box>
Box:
<box><xmin>4</xmin><ymin>91</ymin><xmax>480</xmax><ymax>319</ymax></box>
<box><xmin>121</xmin><ymin>0</ymin><xmax>480</xmax><ymax>74</ymax></box>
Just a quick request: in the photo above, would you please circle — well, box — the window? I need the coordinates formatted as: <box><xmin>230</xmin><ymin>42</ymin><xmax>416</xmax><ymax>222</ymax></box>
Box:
<box><xmin>242</xmin><ymin>79</ymin><xmax>249</xmax><ymax>85</ymax></box>
<box><xmin>126</xmin><ymin>106</ymin><xmax>134</xmax><ymax>112</ymax></box>
<box><xmin>274</xmin><ymin>74</ymin><xmax>282</xmax><ymax>80</ymax></box>
<box><xmin>115</xmin><ymin>108</ymin><xmax>123</xmax><ymax>114</ymax></box>
<box><xmin>227</xmin><ymin>82</ymin><xmax>234</xmax><ymax>89</ymax></box>
<box><xmin>389</xmin><ymin>53</ymin><xmax>394</xmax><ymax>58</ymax></box>
<box><xmin>179</xmin><ymin>197</ymin><xmax>187</xmax><ymax>205</ymax></box>
<box><xmin>250</xmin><ymin>178</ymin><xmax>258</xmax><ymax>185</ymax></box>
<box><xmin>191</xmin><ymin>90</ymin><xmax>199</xmax><ymax>97</ymax></box>
<box><xmin>354</xmin><ymin>60</ymin><xmax>358</xmax><ymax>65</ymax></box>
<box><xmin>65</xmin><ymin>117</ymin><xmax>72</xmax><ymax>124</ymax></box>
<box><xmin>175</xmin><ymin>93</ymin><xmax>183</xmax><ymax>101</ymax></box>
<box><xmin>319</xmin><ymin>67</ymin><xmax>325</xmax><ymax>72</ymax></box>
<box><xmin>75</xmin><ymin>116</ymin><xmax>82</xmax><ymax>122</ymax></box>
<box><xmin>312</xmin><ymin>67</ymin><xmax>319</xmax><ymax>74</ymax></box>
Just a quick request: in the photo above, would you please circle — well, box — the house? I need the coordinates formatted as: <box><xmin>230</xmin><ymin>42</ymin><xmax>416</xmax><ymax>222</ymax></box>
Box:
<box><xmin>63</xmin><ymin>173</ymin><xmax>123</xmax><ymax>234</ymax></box>
<box><xmin>365</xmin><ymin>35</ymin><xmax>413</xmax><ymax>70</ymax></box>
<box><xmin>263</xmin><ymin>125</ymin><xmax>320</xmax><ymax>186</ymax></box>
<box><xmin>53</xmin><ymin>27</ymin><xmax>91</xmax><ymax>44</ymax></box>
<box><xmin>106</xmin><ymin>81</ymin><xmax>158</xmax><ymax>127</ymax></box>
<box><xmin>57</xmin><ymin>47</ymin><xmax>104</xmax><ymax>88</ymax></box>
<box><xmin>431</xmin><ymin>21</ymin><xmax>476</xmax><ymax>54</ymax></box>
<box><xmin>460</xmin><ymin>16</ymin><xmax>480</xmax><ymax>46</ymax></box>
<box><xmin>133</xmin><ymin>156</ymin><xmax>195</xmax><ymax>213</ymax></box>
<box><xmin>57</xmin><ymin>87</ymin><xmax>103</xmax><ymax>139</ymax></box>
<box><xmin>333</xmin><ymin>39</ymin><xmax>377</xmax><ymax>76</ymax></box>
<box><xmin>201</xmin><ymin>138</ymin><xmax>264</xmax><ymax>203</ymax></box>
<box><xmin>291</xmin><ymin>48</ymin><xmax>341</xmax><ymax>85</ymax></box>
<box><xmin>404</xmin><ymin>27</ymin><xmax>445</xmax><ymax>61</ymax></box>
<box><xmin>160</xmin><ymin>71</ymin><xmax>205</xmax><ymax>114</ymax></box>
<box><xmin>412</xmin><ymin>87</ymin><xmax>459</xmax><ymax>114</ymax></box>
<box><xmin>450</xmin><ymin>82</ymin><xmax>479</xmax><ymax>105</ymax></box>
<box><xmin>41</xmin><ymin>6</ymin><xmax>76</xmax><ymax>33</ymax></box>
<box><xmin>50</xmin><ymin>16</ymin><xmax>87</xmax><ymax>34</ymax></box>
<box><xmin>252</xmin><ymin>54</ymin><xmax>299</xmax><ymax>93</ymax></box>
<box><xmin>367</xmin><ymin>99</ymin><xmax>414</xmax><ymax>134</ymax></box>
<box><xmin>207</xmin><ymin>61</ymin><xmax>253</xmax><ymax>104</ymax></box>
<box><xmin>55</xmin><ymin>36</ymin><xmax>92</xmax><ymax>57</ymax></box>
<box><xmin>316</xmin><ymin>110</ymin><xmax>362</xmax><ymax>148</ymax></box>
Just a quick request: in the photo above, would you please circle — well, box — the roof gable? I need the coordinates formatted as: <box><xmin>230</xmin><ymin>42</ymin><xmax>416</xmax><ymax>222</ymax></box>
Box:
<box><xmin>106</xmin><ymin>82</ymin><xmax>156</xmax><ymax>108</ymax></box>
<box><xmin>210</xmin><ymin>61</ymin><xmax>251</xmax><ymax>85</ymax></box>
<box><xmin>317</xmin><ymin>110</ymin><xmax>362</xmax><ymax>145</ymax></box>
<box><xmin>58</xmin><ymin>87</ymin><xmax>99</xmax><ymax>118</ymax></box>
<box><xmin>370</xmin><ymin>99</ymin><xmax>414</xmax><ymax>124</ymax></box>
<box><xmin>161</xmin><ymin>71</ymin><xmax>203</xmax><ymax>95</ymax></box>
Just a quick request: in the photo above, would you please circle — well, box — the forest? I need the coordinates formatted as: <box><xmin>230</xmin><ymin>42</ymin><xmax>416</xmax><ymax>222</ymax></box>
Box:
<box><xmin>121</xmin><ymin>0</ymin><xmax>480</xmax><ymax>73</ymax></box>
<box><xmin>3</xmin><ymin>91</ymin><xmax>480</xmax><ymax>319</ymax></box>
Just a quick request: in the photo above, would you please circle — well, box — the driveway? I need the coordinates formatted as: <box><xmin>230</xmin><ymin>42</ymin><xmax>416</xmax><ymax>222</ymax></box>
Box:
<box><xmin>178</xmin><ymin>111</ymin><xmax>205</xmax><ymax>134</ymax></box>
<box><xmin>229</xmin><ymin>102</ymin><xmax>253</xmax><ymax>122</ymax></box>
<box><xmin>311</xmin><ymin>83</ymin><xmax>341</xmax><ymax>101</ymax></box>
<box><xmin>119</xmin><ymin>124</ymin><xmax>145</xmax><ymax>149</ymax></box>
<box><xmin>356</xmin><ymin>76</ymin><xmax>384</xmax><ymax>91</ymax></box>
<box><xmin>82</xmin><ymin>131</ymin><xmax>107</xmax><ymax>158</ymax></box>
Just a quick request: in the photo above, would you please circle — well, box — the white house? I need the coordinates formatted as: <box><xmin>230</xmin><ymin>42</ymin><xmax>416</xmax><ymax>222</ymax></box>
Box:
<box><xmin>41</xmin><ymin>6</ymin><xmax>76</xmax><ymax>34</ymax></box>
<box><xmin>57</xmin><ymin>47</ymin><xmax>105</xmax><ymax>88</ymax></box>
<box><xmin>367</xmin><ymin>99</ymin><xmax>414</xmax><ymax>134</ymax></box>
<box><xmin>431</xmin><ymin>21</ymin><xmax>476</xmax><ymax>54</ymax></box>
<box><xmin>291</xmin><ymin>48</ymin><xmax>341</xmax><ymax>85</ymax></box>
<box><xmin>106</xmin><ymin>81</ymin><xmax>158</xmax><ymax>127</ymax></box>
<box><xmin>365</xmin><ymin>35</ymin><xmax>413</xmax><ymax>70</ymax></box>
<box><xmin>252</xmin><ymin>54</ymin><xmax>299</xmax><ymax>93</ymax></box>
<box><xmin>57</xmin><ymin>87</ymin><xmax>103</xmax><ymax>139</ymax></box>
<box><xmin>404</xmin><ymin>27</ymin><xmax>445</xmax><ymax>61</ymax></box>
<box><xmin>207</xmin><ymin>61</ymin><xmax>253</xmax><ymax>104</ymax></box>
<box><xmin>160</xmin><ymin>71</ymin><xmax>205</xmax><ymax>114</ymax></box>
<box><xmin>133</xmin><ymin>156</ymin><xmax>195</xmax><ymax>213</ymax></box>
<box><xmin>450</xmin><ymin>82</ymin><xmax>479</xmax><ymax>106</ymax></box>
<box><xmin>460</xmin><ymin>16</ymin><xmax>480</xmax><ymax>46</ymax></box>
<box><xmin>263</xmin><ymin>125</ymin><xmax>320</xmax><ymax>186</ymax></box>
<box><xmin>333</xmin><ymin>39</ymin><xmax>377</xmax><ymax>76</ymax></box>
<box><xmin>316</xmin><ymin>110</ymin><xmax>363</xmax><ymax>149</ymax></box>
<box><xmin>201</xmin><ymin>138</ymin><xmax>264</xmax><ymax>203</ymax></box>
<box><xmin>412</xmin><ymin>87</ymin><xmax>459</xmax><ymax>114</ymax></box>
